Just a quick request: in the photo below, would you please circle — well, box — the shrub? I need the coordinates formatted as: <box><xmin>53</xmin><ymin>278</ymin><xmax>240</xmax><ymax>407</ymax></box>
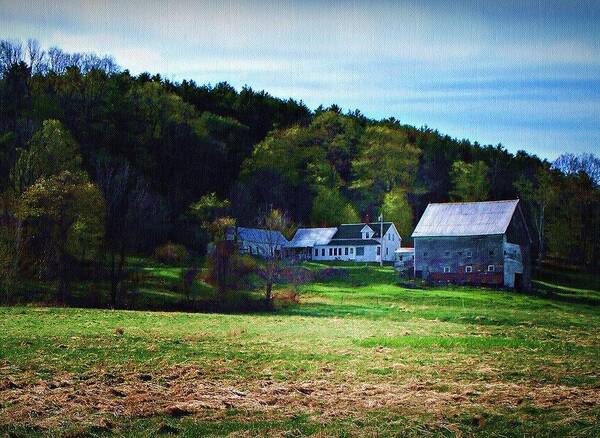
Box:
<box><xmin>153</xmin><ymin>242</ymin><xmax>189</xmax><ymax>264</ymax></box>
<box><xmin>205</xmin><ymin>246</ymin><xmax>259</xmax><ymax>292</ymax></box>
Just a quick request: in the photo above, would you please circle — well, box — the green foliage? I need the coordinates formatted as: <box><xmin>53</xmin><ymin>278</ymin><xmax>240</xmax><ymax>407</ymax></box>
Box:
<box><xmin>0</xmin><ymin>38</ymin><xmax>599</xmax><ymax>274</ymax></box>
<box><xmin>310</xmin><ymin>186</ymin><xmax>359</xmax><ymax>226</ymax></box>
<box><xmin>449</xmin><ymin>160</ymin><xmax>490</xmax><ymax>201</ymax></box>
<box><xmin>189</xmin><ymin>192</ymin><xmax>230</xmax><ymax>224</ymax></box>
<box><xmin>352</xmin><ymin>126</ymin><xmax>421</xmax><ymax>193</ymax></box>
<box><xmin>381</xmin><ymin>187</ymin><xmax>413</xmax><ymax>241</ymax></box>
<box><xmin>10</xmin><ymin>119</ymin><xmax>82</xmax><ymax>192</ymax></box>
<box><xmin>17</xmin><ymin>170</ymin><xmax>104</xmax><ymax>299</ymax></box>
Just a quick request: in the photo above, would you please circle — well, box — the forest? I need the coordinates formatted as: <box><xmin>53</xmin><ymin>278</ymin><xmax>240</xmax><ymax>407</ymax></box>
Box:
<box><xmin>0</xmin><ymin>39</ymin><xmax>599</xmax><ymax>307</ymax></box>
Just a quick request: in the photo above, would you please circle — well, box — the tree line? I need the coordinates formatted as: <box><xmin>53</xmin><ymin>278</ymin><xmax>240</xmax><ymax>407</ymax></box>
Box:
<box><xmin>0</xmin><ymin>38</ymin><xmax>598</xmax><ymax>305</ymax></box>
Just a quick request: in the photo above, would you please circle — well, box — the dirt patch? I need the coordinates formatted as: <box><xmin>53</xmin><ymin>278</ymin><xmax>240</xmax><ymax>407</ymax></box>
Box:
<box><xmin>0</xmin><ymin>364</ymin><xmax>598</xmax><ymax>430</ymax></box>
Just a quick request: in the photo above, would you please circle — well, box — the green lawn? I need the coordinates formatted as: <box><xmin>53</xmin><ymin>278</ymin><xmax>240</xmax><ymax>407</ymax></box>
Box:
<box><xmin>1</xmin><ymin>263</ymin><xmax>599</xmax><ymax>436</ymax></box>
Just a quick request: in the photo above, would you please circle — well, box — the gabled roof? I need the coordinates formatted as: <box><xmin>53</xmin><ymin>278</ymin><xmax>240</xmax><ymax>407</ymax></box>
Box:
<box><xmin>288</xmin><ymin>227</ymin><xmax>337</xmax><ymax>248</ymax></box>
<box><xmin>231</xmin><ymin>227</ymin><xmax>289</xmax><ymax>246</ymax></box>
<box><xmin>327</xmin><ymin>239</ymin><xmax>380</xmax><ymax>246</ymax></box>
<box><xmin>411</xmin><ymin>200</ymin><xmax>520</xmax><ymax>238</ymax></box>
<box><xmin>332</xmin><ymin>222</ymin><xmax>394</xmax><ymax>240</ymax></box>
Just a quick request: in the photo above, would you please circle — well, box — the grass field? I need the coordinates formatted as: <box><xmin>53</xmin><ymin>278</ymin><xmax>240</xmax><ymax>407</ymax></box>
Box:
<box><xmin>1</xmin><ymin>263</ymin><xmax>599</xmax><ymax>436</ymax></box>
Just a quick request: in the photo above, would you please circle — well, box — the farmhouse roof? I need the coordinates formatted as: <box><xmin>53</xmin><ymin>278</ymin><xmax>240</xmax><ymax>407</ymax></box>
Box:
<box><xmin>327</xmin><ymin>239</ymin><xmax>380</xmax><ymax>246</ymax></box>
<box><xmin>411</xmin><ymin>200</ymin><xmax>520</xmax><ymax>238</ymax></box>
<box><xmin>232</xmin><ymin>227</ymin><xmax>289</xmax><ymax>246</ymax></box>
<box><xmin>332</xmin><ymin>222</ymin><xmax>394</xmax><ymax>240</ymax></box>
<box><xmin>288</xmin><ymin>227</ymin><xmax>338</xmax><ymax>248</ymax></box>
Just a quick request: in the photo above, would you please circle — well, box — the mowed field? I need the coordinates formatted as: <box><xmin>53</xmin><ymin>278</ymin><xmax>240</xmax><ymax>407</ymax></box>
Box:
<box><xmin>1</xmin><ymin>264</ymin><xmax>599</xmax><ymax>437</ymax></box>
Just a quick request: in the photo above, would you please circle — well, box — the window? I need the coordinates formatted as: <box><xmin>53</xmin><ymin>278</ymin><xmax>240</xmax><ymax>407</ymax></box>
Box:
<box><xmin>386</xmin><ymin>248</ymin><xmax>389</xmax><ymax>255</ymax></box>
<box><xmin>489</xmin><ymin>250</ymin><xmax>495</xmax><ymax>256</ymax></box>
<box><xmin>388</xmin><ymin>234</ymin><xmax>391</xmax><ymax>240</ymax></box>
<box><xmin>377</xmin><ymin>246</ymin><xmax>381</xmax><ymax>256</ymax></box>
<box><xmin>445</xmin><ymin>250</ymin><xmax>450</xmax><ymax>256</ymax></box>
<box><xmin>329</xmin><ymin>248</ymin><xmax>333</xmax><ymax>256</ymax></box>
<box><xmin>350</xmin><ymin>247</ymin><xmax>354</xmax><ymax>254</ymax></box>
<box><xmin>466</xmin><ymin>251</ymin><xmax>473</xmax><ymax>258</ymax></box>
<box><xmin>424</xmin><ymin>251</ymin><xmax>428</xmax><ymax>257</ymax></box>
<box><xmin>443</xmin><ymin>266</ymin><xmax>450</xmax><ymax>273</ymax></box>
<box><xmin>314</xmin><ymin>249</ymin><xmax>318</xmax><ymax>257</ymax></box>
<box><xmin>356</xmin><ymin>247</ymin><xmax>364</xmax><ymax>256</ymax></box>
<box><xmin>322</xmin><ymin>248</ymin><xmax>325</xmax><ymax>256</ymax></box>
<box><xmin>345</xmin><ymin>247</ymin><xmax>349</xmax><ymax>255</ymax></box>
<box><xmin>488</xmin><ymin>265</ymin><xmax>495</xmax><ymax>272</ymax></box>
<box><xmin>465</xmin><ymin>266</ymin><xmax>473</xmax><ymax>273</ymax></box>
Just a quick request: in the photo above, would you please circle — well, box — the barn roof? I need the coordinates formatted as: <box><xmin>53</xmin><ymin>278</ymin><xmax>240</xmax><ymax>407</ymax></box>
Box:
<box><xmin>233</xmin><ymin>227</ymin><xmax>289</xmax><ymax>246</ymax></box>
<box><xmin>288</xmin><ymin>227</ymin><xmax>337</xmax><ymax>248</ymax></box>
<box><xmin>412</xmin><ymin>200</ymin><xmax>520</xmax><ymax>238</ymax></box>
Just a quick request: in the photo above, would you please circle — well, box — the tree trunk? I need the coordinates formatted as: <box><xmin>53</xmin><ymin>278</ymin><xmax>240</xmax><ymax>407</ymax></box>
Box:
<box><xmin>110</xmin><ymin>252</ymin><xmax>118</xmax><ymax>307</ymax></box>
<box><xmin>57</xmin><ymin>247</ymin><xmax>69</xmax><ymax>304</ymax></box>
<box><xmin>265</xmin><ymin>279</ymin><xmax>273</xmax><ymax>302</ymax></box>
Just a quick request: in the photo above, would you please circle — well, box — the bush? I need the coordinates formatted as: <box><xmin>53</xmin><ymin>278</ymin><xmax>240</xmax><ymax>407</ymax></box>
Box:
<box><xmin>153</xmin><ymin>242</ymin><xmax>189</xmax><ymax>264</ymax></box>
<box><xmin>205</xmin><ymin>244</ymin><xmax>259</xmax><ymax>292</ymax></box>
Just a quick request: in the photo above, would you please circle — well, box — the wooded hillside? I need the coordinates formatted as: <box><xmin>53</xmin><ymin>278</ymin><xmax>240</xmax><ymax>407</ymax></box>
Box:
<box><xmin>1</xmin><ymin>39</ymin><xmax>598</xmax><ymax>301</ymax></box>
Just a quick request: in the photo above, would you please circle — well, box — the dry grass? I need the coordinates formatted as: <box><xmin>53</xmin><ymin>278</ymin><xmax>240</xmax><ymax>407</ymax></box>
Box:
<box><xmin>1</xmin><ymin>364</ymin><xmax>598</xmax><ymax>431</ymax></box>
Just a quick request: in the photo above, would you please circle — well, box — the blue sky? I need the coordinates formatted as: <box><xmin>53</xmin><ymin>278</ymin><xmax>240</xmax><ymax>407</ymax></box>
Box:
<box><xmin>1</xmin><ymin>0</ymin><xmax>599</xmax><ymax>160</ymax></box>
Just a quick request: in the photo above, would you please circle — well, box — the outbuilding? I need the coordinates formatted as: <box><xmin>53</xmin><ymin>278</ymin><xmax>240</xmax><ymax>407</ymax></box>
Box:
<box><xmin>226</xmin><ymin>227</ymin><xmax>289</xmax><ymax>258</ymax></box>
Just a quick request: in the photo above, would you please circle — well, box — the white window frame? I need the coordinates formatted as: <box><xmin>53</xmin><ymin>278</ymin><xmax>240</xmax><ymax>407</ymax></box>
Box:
<box><xmin>466</xmin><ymin>251</ymin><xmax>473</xmax><ymax>258</ymax></box>
<box><xmin>465</xmin><ymin>266</ymin><xmax>473</xmax><ymax>273</ymax></box>
<box><xmin>443</xmin><ymin>266</ymin><xmax>450</xmax><ymax>273</ymax></box>
<box><xmin>487</xmin><ymin>265</ymin><xmax>495</xmax><ymax>272</ymax></box>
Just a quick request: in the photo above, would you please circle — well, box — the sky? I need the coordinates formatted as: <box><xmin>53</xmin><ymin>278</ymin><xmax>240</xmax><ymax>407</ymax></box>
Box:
<box><xmin>1</xmin><ymin>0</ymin><xmax>599</xmax><ymax>160</ymax></box>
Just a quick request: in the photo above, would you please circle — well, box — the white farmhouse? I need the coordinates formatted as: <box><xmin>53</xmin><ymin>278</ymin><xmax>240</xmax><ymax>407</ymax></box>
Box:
<box><xmin>308</xmin><ymin>222</ymin><xmax>401</xmax><ymax>263</ymax></box>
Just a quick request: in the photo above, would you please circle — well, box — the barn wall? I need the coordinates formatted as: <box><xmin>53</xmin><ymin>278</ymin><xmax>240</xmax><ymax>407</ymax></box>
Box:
<box><xmin>506</xmin><ymin>208</ymin><xmax>532</xmax><ymax>290</ymax></box>
<box><xmin>414</xmin><ymin>235</ymin><xmax>505</xmax><ymax>285</ymax></box>
<box><xmin>503</xmin><ymin>242</ymin><xmax>523</xmax><ymax>287</ymax></box>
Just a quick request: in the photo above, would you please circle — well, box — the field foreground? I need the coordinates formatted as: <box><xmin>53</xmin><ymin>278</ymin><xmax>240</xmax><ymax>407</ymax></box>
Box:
<box><xmin>1</xmin><ymin>265</ymin><xmax>599</xmax><ymax>436</ymax></box>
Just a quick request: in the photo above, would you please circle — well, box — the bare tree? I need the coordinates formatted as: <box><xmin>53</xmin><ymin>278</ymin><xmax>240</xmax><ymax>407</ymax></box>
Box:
<box><xmin>0</xmin><ymin>39</ymin><xmax>23</xmax><ymax>75</ymax></box>
<box><xmin>26</xmin><ymin>39</ymin><xmax>46</xmax><ymax>75</ymax></box>
<box><xmin>553</xmin><ymin>153</ymin><xmax>600</xmax><ymax>186</ymax></box>
<box><xmin>255</xmin><ymin>208</ymin><xmax>292</xmax><ymax>302</ymax></box>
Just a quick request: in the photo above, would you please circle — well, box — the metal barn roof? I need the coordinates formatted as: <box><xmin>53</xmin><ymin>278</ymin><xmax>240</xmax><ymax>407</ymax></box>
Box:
<box><xmin>288</xmin><ymin>227</ymin><xmax>337</xmax><ymax>248</ymax></box>
<box><xmin>234</xmin><ymin>227</ymin><xmax>289</xmax><ymax>246</ymax></box>
<box><xmin>411</xmin><ymin>200</ymin><xmax>520</xmax><ymax>238</ymax></box>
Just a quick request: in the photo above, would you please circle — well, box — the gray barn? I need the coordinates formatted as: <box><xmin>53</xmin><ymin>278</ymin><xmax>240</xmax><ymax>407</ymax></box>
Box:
<box><xmin>412</xmin><ymin>200</ymin><xmax>531</xmax><ymax>289</ymax></box>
